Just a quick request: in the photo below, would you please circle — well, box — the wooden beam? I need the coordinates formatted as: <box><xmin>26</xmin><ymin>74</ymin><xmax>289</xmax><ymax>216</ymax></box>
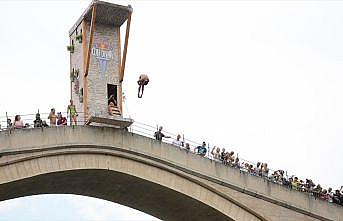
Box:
<box><xmin>82</xmin><ymin>20</ymin><xmax>87</xmax><ymax>72</ymax></box>
<box><xmin>84</xmin><ymin>4</ymin><xmax>97</xmax><ymax>78</ymax></box>
<box><xmin>119</xmin><ymin>10</ymin><xmax>132</xmax><ymax>83</ymax></box>
<box><xmin>116</xmin><ymin>27</ymin><xmax>123</xmax><ymax>115</ymax></box>
<box><xmin>70</xmin><ymin>37</ymin><xmax>72</xmax><ymax>101</ymax></box>
<box><xmin>82</xmin><ymin>20</ymin><xmax>88</xmax><ymax>122</ymax></box>
<box><xmin>83</xmin><ymin>4</ymin><xmax>97</xmax><ymax>122</ymax></box>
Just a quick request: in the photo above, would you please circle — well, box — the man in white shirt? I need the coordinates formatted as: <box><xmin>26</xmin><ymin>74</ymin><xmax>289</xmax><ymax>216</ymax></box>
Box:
<box><xmin>172</xmin><ymin>134</ymin><xmax>183</xmax><ymax>148</ymax></box>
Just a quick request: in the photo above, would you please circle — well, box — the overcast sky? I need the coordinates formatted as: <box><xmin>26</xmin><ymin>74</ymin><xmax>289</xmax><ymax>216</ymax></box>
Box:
<box><xmin>0</xmin><ymin>0</ymin><xmax>343</xmax><ymax>220</ymax></box>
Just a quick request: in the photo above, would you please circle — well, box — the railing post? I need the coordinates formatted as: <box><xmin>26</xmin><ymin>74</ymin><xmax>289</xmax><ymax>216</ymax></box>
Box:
<box><xmin>5</xmin><ymin>112</ymin><xmax>8</xmax><ymax>128</ymax></box>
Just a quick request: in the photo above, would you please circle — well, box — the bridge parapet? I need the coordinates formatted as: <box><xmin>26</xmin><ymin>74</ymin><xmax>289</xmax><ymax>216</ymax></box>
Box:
<box><xmin>0</xmin><ymin>126</ymin><xmax>342</xmax><ymax>221</ymax></box>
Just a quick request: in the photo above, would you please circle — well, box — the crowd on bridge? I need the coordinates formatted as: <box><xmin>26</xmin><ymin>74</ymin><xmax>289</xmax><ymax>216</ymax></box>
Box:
<box><xmin>154</xmin><ymin>126</ymin><xmax>343</xmax><ymax>207</ymax></box>
<box><xmin>0</xmin><ymin>100</ymin><xmax>78</xmax><ymax>131</ymax></box>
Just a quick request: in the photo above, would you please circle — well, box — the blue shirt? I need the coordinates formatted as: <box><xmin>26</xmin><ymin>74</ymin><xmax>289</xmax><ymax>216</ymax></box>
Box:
<box><xmin>196</xmin><ymin>146</ymin><xmax>207</xmax><ymax>155</ymax></box>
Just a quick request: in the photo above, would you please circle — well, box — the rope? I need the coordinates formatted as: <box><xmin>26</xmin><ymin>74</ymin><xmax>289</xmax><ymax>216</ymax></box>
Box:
<box><xmin>122</xmin><ymin>92</ymin><xmax>132</xmax><ymax>119</ymax></box>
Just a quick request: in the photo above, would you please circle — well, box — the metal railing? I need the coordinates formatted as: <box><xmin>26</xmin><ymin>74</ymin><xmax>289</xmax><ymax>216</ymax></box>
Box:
<box><xmin>0</xmin><ymin>111</ymin><xmax>316</xmax><ymax>179</ymax></box>
<box><xmin>0</xmin><ymin>112</ymin><xmax>86</xmax><ymax>129</ymax></box>
<box><xmin>0</xmin><ymin>112</ymin><xmax>273</xmax><ymax>174</ymax></box>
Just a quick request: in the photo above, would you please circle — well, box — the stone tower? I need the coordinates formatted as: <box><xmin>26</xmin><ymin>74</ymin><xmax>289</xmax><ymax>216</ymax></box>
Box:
<box><xmin>68</xmin><ymin>0</ymin><xmax>133</xmax><ymax>127</ymax></box>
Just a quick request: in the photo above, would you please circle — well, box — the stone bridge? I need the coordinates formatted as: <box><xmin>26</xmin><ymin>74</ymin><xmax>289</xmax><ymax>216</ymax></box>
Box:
<box><xmin>0</xmin><ymin>126</ymin><xmax>341</xmax><ymax>221</ymax></box>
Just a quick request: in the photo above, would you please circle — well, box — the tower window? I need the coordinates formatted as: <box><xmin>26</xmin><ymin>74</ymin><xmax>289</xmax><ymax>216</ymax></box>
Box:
<box><xmin>107</xmin><ymin>84</ymin><xmax>118</xmax><ymax>106</ymax></box>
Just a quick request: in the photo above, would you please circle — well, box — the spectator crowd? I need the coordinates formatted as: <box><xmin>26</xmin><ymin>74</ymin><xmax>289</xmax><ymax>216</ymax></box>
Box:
<box><xmin>154</xmin><ymin>126</ymin><xmax>343</xmax><ymax>207</ymax></box>
<box><xmin>0</xmin><ymin>100</ymin><xmax>77</xmax><ymax>130</ymax></box>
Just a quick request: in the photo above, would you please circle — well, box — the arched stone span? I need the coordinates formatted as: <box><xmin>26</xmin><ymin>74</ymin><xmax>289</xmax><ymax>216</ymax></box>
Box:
<box><xmin>0</xmin><ymin>169</ymin><xmax>230</xmax><ymax>221</ymax></box>
<box><xmin>0</xmin><ymin>126</ymin><xmax>342</xmax><ymax>221</ymax></box>
<box><xmin>0</xmin><ymin>148</ymin><xmax>259</xmax><ymax>221</ymax></box>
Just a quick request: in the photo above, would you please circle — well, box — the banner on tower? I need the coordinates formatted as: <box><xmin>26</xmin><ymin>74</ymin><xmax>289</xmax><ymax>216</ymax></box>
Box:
<box><xmin>92</xmin><ymin>41</ymin><xmax>114</xmax><ymax>77</ymax></box>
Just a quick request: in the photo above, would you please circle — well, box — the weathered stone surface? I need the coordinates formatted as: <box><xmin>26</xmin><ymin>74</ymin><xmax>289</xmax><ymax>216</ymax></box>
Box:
<box><xmin>0</xmin><ymin>126</ymin><xmax>342</xmax><ymax>221</ymax></box>
<box><xmin>70</xmin><ymin>21</ymin><xmax>121</xmax><ymax>121</ymax></box>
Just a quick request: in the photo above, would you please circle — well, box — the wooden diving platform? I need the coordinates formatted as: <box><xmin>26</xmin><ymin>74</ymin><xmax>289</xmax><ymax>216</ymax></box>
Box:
<box><xmin>85</xmin><ymin>116</ymin><xmax>133</xmax><ymax>128</ymax></box>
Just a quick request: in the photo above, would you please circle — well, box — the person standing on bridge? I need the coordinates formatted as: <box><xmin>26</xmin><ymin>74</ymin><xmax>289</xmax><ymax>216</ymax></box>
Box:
<box><xmin>67</xmin><ymin>100</ymin><xmax>78</xmax><ymax>125</ymax></box>
<box><xmin>57</xmin><ymin>112</ymin><xmax>67</xmax><ymax>126</ymax></box>
<box><xmin>211</xmin><ymin>146</ymin><xmax>221</xmax><ymax>162</ymax></box>
<box><xmin>194</xmin><ymin>142</ymin><xmax>207</xmax><ymax>157</ymax></box>
<box><xmin>220</xmin><ymin>148</ymin><xmax>226</xmax><ymax>163</ymax></box>
<box><xmin>172</xmin><ymin>134</ymin><xmax>183</xmax><ymax>148</ymax></box>
<box><xmin>34</xmin><ymin>113</ymin><xmax>48</xmax><ymax>128</ymax></box>
<box><xmin>13</xmin><ymin>115</ymin><xmax>24</xmax><ymax>129</ymax></box>
<box><xmin>184</xmin><ymin>143</ymin><xmax>190</xmax><ymax>152</ymax></box>
<box><xmin>48</xmin><ymin>108</ymin><xmax>57</xmax><ymax>126</ymax></box>
<box><xmin>7</xmin><ymin>118</ymin><xmax>12</xmax><ymax>128</ymax></box>
<box><xmin>154</xmin><ymin>126</ymin><xmax>170</xmax><ymax>142</ymax></box>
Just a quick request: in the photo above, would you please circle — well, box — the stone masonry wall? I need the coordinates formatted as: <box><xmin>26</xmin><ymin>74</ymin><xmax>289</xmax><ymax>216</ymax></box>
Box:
<box><xmin>70</xmin><ymin>22</ymin><xmax>120</xmax><ymax>123</ymax></box>
<box><xmin>70</xmin><ymin>24</ymin><xmax>85</xmax><ymax>124</ymax></box>
<box><xmin>85</xmin><ymin>22</ymin><xmax>120</xmax><ymax>118</ymax></box>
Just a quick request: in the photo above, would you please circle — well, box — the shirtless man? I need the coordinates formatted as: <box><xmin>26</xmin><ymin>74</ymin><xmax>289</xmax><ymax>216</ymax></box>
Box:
<box><xmin>137</xmin><ymin>74</ymin><xmax>149</xmax><ymax>98</ymax></box>
<box><xmin>48</xmin><ymin>108</ymin><xmax>57</xmax><ymax>126</ymax></box>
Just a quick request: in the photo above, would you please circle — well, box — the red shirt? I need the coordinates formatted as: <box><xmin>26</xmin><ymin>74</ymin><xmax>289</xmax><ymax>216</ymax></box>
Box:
<box><xmin>57</xmin><ymin>117</ymin><xmax>67</xmax><ymax>125</ymax></box>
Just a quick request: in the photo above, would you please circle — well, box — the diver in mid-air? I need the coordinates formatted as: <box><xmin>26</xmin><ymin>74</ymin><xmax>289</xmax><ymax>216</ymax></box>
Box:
<box><xmin>137</xmin><ymin>74</ymin><xmax>149</xmax><ymax>98</ymax></box>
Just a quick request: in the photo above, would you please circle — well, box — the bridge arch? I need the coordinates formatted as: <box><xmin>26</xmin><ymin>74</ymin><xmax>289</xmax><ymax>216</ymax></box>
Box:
<box><xmin>0</xmin><ymin>143</ymin><xmax>263</xmax><ymax>221</ymax></box>
<box><xmin>1</xmin><ymin>126</ymin><xmax>342</xmax><ymax>221</ymax></box>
